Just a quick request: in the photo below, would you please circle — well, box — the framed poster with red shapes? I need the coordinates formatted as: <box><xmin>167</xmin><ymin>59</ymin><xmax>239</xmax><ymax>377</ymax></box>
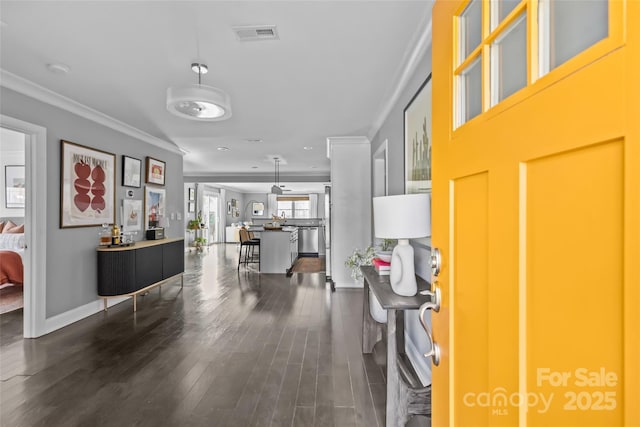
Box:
<box><xmin>146</xmin><ymin>157</ymin><xmax>166</xmax><ymax>186</ymax></box>
<box><xmin>60</xmin><ymin>140</ymin><xmax>116</xmax><ymax>228</ymax></box>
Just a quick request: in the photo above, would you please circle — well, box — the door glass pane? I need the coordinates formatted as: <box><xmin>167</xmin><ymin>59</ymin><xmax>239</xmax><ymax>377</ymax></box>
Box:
<box><xmin>459</xmin><ymin>57</ymin><xmax>482</xmax><ymax>125</ymax></box>
<box><xmin>491</xmin><ymin>13</ymin><xmax>527</xmax><ymax>105</ymax></box>
<box><xmin>491</xmin><ymin>0</ymin><xmax>520</xmax><ymax>30</ymax></box>
<box><xmin>460</xmin><ymin>0</ymin><xmax>482</xmax><ymax>61</ymax></box>
<box><xmin>540</xmin><ymin>0</ymin><xmax>608</xmax><ymax>74</ymax></box>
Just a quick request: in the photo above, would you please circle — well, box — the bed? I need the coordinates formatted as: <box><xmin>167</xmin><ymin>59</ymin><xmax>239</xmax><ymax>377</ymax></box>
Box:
<box><xmin>0</xmin><ymin>233</ymin><xmax>25</xmax><ymax>287</ymax></box>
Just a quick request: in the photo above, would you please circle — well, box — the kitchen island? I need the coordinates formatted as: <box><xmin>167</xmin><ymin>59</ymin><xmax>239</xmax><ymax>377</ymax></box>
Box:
<box><xmin>258</xmin><ymin>226</ymin><xmax>298</xmax><ymax>274</ymax></box>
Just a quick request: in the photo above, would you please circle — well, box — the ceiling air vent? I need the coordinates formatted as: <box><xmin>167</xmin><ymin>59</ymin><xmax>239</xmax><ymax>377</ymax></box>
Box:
<box><xmin>233</xmin><ymin>25</ymin><xmax>279</xmax><ymax>42</ymax></box>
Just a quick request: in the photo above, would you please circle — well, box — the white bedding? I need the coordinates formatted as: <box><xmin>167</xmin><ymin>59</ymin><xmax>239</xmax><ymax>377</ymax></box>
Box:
<box><xmin>0</xmin><ymin>233</ymin><xmax>25</xmax><ymax>251</ymax></box>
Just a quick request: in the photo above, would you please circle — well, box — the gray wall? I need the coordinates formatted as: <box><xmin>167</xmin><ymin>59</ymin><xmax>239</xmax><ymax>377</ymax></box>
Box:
<box><xmin>370</xmin><ymin>46</ymin><xmax>433</xmax><ymax>386</ymax></box>
<box><xmin>243</xmin><ymin>192</ymin><xmax>269</xmax><ymax>221</ymax></box>
<box><xmin>224</xmin><ymin>189</ymin><xmax>245</xmax><ymax>226</ymax></box>
<box><xmin>1</xmin><ymin>87</ymin><xmax>183</xmax><ymax>318</ymax></box>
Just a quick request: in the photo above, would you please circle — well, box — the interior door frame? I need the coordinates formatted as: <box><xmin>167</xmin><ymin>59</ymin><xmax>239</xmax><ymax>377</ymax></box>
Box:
<box><xmin>0</xmin><ymin>115</ymin><xmax>47</xmax><ymax>338</ymax></box>
<box><xmin>373</xmin><ymin>139</ymin><xmax>388</xmax><ymax>197</ymax></box>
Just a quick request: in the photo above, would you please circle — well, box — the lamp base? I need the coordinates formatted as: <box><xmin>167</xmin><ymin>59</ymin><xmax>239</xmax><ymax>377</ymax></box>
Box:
<box><xmin>389</xmin><ymin>239</ymin><xmax>417</xmax><ymax>296</ymax></box>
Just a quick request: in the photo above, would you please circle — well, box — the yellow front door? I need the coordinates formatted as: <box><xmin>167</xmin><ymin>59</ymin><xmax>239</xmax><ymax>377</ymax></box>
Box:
<box><xmin>430</xmin><ymin>0</ymin><xmax>639</xmax><ymax>425</ymax></box>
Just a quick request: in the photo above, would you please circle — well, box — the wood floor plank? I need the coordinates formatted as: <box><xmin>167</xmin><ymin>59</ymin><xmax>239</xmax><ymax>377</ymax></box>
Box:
<box><xmin>0</xmin><ymin>245</ymin><xmax>392</xmax><ymax>427</ymax></box>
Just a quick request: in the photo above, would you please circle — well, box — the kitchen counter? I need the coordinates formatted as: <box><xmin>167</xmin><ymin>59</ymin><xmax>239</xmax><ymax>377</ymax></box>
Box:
<box><xmin>259</xmin><ymin>227</ymin><xmax>298</xmax><ymax>274</ymax></box>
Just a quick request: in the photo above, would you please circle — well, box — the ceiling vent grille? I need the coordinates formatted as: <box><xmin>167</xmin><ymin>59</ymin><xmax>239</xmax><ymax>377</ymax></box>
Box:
<box><xmin>233</xmin><ymin>25</ymin><xmax>279</xmax><ymax>41</ymax></box>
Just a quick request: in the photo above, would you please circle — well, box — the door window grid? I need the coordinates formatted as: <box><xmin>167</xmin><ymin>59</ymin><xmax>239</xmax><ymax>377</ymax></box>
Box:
<box><xmin>454</xmin><ymin>0</ymin><xmax>609</xmax><ymax>128</ymax></box>
<box><xmin>490</xmin><ymin>12</ymin><xmax>528</xmax><ymax>106</ymax></box>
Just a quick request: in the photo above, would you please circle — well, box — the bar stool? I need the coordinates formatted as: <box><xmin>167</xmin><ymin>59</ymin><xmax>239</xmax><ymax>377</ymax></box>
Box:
<box><xmin>237</xmin><ymin>228</ymin><xmax>259</xmax><ymax>270</ymax></box>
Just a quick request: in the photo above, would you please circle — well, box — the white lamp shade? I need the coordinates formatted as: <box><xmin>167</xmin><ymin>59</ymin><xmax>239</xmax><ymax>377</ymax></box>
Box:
<box><xmin>167</xmin><ymin>84</ymin><xmax>232</xmax><ymax>121</ymax></box>
<box><xmin>373</xmin><ymin>193</ymin><xmax>431</xmax><ymax>239</ymax></box>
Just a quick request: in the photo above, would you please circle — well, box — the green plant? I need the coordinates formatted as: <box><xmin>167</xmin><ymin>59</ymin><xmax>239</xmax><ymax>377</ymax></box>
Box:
<box><xmin>378</xmin><ymin>239</ymin><xmax>397</xmax><ymax>251</ymax></box>
<box><xmin>187</xmin><ymin>219</ymin><xmax>200</xmax><ymax>230</ymax></box>
<box><xmin>194</xmin><ymin>236</ymin><xmax>207</xmax><ymax>247</ymax></box>
<box><xmin>345</xmin><ymin>246</ymin><xmax>375</xmax><ymax>280</ymax></box>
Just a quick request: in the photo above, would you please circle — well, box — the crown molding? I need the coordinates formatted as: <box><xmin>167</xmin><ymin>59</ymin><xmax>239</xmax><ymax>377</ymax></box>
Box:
<box><xmin>367</xmin><ymin>11</ymin><xmax>433</xmax><ymax>141</ymax></box>
<box><xmin>0</xmin><ymin>69</ymin><xmax>182</xmax><ymax>155</ymax></box>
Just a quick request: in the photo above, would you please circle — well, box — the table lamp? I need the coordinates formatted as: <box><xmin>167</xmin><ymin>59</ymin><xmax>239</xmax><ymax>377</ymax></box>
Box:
<box><xmin>373</xmin><ymin>193</ymin><xmax>431</xmax><ymax>296</ymax></box>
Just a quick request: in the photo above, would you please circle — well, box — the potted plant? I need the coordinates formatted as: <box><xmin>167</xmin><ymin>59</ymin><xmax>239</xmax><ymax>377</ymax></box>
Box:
<box><xmin>194</xmin><ymin>236</ymin><xmax>207</xmax><ymax>250</ymax></box>
<box><xmin>375</xmin><ymin>238</ymin><xmax>397</xmax><ymax>262</ymax></box>
<box><xmin>345</xmin><ymin>246</ymin><xmax>375</xmax><ymax>281</ymax></box>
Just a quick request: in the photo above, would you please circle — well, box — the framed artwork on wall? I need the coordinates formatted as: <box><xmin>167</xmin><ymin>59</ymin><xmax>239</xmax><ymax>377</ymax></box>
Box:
<box><xmin>122</xmin><ymin>155</ymin><xmax>141</xmax><ymax>188</ymax></box>
<box><xmin>145</xmin><ymin>157</ymin><xmax>166</xmax><ymax>186</ymax></box>
<box><xmin>122</xmin><ymin>199</ymin><xmax>142</xmax><ymax>232</ymax></box>
<box><xmin>4</xmin><ymin>165</ymin><xmax>25</xmax><ymax>208</ymax></box>
<box><xmin>404</xmin><ymin>74</ymin><xmax>432</xmax><ymax>194</ymax></box>
<box><xmin>188</xmin><ymin>187</ymin><xmax>195</xmax><ymax>201</ymax></box>
<box><xmin>252</xmin><ymin>202</ymin><xmax>265</xmax><ymax>216</ymax></box>
<box><xmin>188</xmin><ymin>201</ymin><xmax>195</xmax><ymax>213</ymax></box>
<box><xmin>144</xmin><ymin>185</ymin><xmax>166</xmax><ymax>230</ymax></box>
<box><xmin>227</xmin><ymin>202</ymin><xmax>232</xmax><ymax>215</ymax></box>
<box><xmin>60</xmin><ymin>140</ymin><xmax>116</xmax><ymax>228</ymax></box>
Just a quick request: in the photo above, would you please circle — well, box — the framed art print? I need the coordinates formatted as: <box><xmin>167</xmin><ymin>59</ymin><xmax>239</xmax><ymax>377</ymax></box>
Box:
<box><xmin>146</xmin><ymin>157</ymin><xmax>166</xmax><ymax>186</ymax></box>
<box><xmin>144</xmin><ymin>185</ymin><xmax>165</xmax><ymax>230</ymax></box>
<box><xmin>188</xmin><ymin>188</ymin><xmax>195</xmax><ymax>201</ymax></box>
<box><xmin>60</xmin><ymin>140</ymin><xmax>115</xmax><ymax>228</ymax></box>
<box><xmin>122</xmin><ymin>155</ymin><xmax>141</xmax><ymax>188</ymax></box>
<box><xmin>404</xmin><ymin>74</ymin><xmax>432</xmax><ymax>194</ymax></box>
<box><xmin>5</xmin><ymin>165</ymin><xmax>25</xmax><ymax>208</ymax></box>
<box><xmin>122</xmin><ymin>199</ymin><xmax>142</xmax><ymax>232</ymax></box>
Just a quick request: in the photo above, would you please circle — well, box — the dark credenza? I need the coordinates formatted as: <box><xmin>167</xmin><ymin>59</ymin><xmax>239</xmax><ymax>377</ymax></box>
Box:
<box><xmin>97</xmin><ymin>237</ymin><xmax>184</xmax><ymax>311</ymax></box>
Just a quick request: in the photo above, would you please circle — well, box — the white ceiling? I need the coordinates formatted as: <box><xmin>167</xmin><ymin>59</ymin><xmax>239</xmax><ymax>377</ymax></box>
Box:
<box><xmin>0</xmin><ymin>1</ymin><xmax>432</xmax><ymax>193</ymax></box>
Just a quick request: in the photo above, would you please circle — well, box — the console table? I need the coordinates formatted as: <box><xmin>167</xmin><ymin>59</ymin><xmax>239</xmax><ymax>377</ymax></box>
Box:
<box><xmin>97</xmin><ymin>237</ymin><xmax>184</xmax><ymax>312</ymax></box>
<box><xmin>361</xmin><ymin>266</ymin><xmax>432</xmax><ymax>426</ymax></box>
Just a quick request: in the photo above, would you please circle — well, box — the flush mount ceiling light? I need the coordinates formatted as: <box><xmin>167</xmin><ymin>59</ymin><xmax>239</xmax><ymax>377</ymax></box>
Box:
<box><xmin>167</xmin><ymin>62</ymin><xmax>232</xmax><ymax>121</ymax></box>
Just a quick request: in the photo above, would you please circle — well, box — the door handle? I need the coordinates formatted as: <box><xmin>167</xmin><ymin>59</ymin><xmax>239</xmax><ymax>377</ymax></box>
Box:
<box><xmin>419</xmin><ymin>301</ymin><xmax>441</xmax><ymax>366</ymax></box>
<box><xmin>419</xmin><ymin>284</ymin><xmax>441</xmax><ymax>312</ymax></box>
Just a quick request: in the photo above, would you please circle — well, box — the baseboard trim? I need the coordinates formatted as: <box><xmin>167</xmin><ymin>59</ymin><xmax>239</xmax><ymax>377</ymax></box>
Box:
<box><xmin>44</xmin><ymin>296</ymin><xmax>129</xmax><ymax>336</ymax></box>
<box><xmin>334</xmin><ymin>281</ymin><xmax>363</xmax><ymax>288</ymax></box>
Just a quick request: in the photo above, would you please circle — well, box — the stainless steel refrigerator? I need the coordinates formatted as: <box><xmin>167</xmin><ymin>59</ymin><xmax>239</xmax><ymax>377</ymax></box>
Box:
<box><xmin>323</xmin><ymin>185</ymin><xmax>334</xmax><ymax>291</ymax></box>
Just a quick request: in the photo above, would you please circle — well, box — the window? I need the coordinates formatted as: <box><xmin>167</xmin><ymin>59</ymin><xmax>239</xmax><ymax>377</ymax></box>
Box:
<box><xmin>277</xmin><ymin>196</ymin><xmax>310</xmax><ymax>219</ymax></box>
<box><xmin>454</xmin><ymin>0</ymin><xmax>610</xmax><ymax>128</ymax></box>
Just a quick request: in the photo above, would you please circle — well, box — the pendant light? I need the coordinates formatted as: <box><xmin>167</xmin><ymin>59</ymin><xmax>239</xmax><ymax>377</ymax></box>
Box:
<box><xmin>166</xmin><ymin>63</ymin><xmax>232</xmax><ymax>121</ymax></box>
<box><xmin>271</xmin><ymin>158</ymin><xmax>283</xmax><ymax>195</ymax></box>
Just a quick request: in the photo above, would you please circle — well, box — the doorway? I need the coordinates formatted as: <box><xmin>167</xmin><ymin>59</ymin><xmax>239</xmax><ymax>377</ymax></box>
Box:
<box><xmin>0</xmin><ymin>115</ymin><xmax>47</xmax><ymax>338</ymax></box>
<box><xmin>201</xmin><ymin>193</ymin><xmax>219</xmax><ymax>244</ymax></box>
<box><xmin>373</xmin><ymin>139</ymin><xmax>388</xmax><ymax>198</ymax></box>
<box><xmin>0</xmin><ymin>128</ymin><xmax>26</xmax><ymax>316</ymax></box>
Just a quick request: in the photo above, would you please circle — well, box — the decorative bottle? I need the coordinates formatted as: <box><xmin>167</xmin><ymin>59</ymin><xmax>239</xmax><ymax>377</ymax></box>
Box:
<box><xmin>112</xmin><ymin>224</ymin><xmax>120</xmax><ymax>245</ymax></box>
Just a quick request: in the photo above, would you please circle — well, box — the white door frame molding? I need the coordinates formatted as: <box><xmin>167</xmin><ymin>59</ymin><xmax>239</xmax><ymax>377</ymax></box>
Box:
<box><xmin>1</xmin><ymin>115</ymin><xmax>47</xmax><ymax>338</ymax></box>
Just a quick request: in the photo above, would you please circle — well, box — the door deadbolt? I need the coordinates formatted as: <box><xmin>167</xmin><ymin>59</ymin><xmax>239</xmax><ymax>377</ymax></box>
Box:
<box><xmin>431</xmin><ymin>247</ymin><xmax>442</xmax><ymax>277</ymax></box>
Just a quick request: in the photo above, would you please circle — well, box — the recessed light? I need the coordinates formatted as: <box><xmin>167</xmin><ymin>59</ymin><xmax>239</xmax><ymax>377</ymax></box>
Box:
<box><xmin>217</xmin><ymin>147</ymin><xmax>230</xmax><ymax>151</ymax></box>
<box><xmin>246</xmin><ymin>138</ymin><xmax>263</xmax><ymax>143</ymax></box>
<box><xmin>310</xmin><ymin>166</ymin><xmax>317</xmax><ymax>169</ymax></box>
<box><xmin>46</xmin><ymin>63</ymin><xmax>70</xmax><ymax>74</ymax></box>
<box><xmin>251</xmin><ymin>166</ymin><xmax>258</xmax><ymax>169</ymax></box>
<box><xmin>303</xmin><ymin>146</ymin><xmax>313</xmax><ymax>150</ymax></box>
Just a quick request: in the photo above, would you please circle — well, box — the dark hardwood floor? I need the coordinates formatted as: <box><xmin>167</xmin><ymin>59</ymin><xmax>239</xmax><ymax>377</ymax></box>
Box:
<box><xmin>0</xmin><ymin>244</ymin><xmax>393</xmax><ymax>427</ymax></box>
